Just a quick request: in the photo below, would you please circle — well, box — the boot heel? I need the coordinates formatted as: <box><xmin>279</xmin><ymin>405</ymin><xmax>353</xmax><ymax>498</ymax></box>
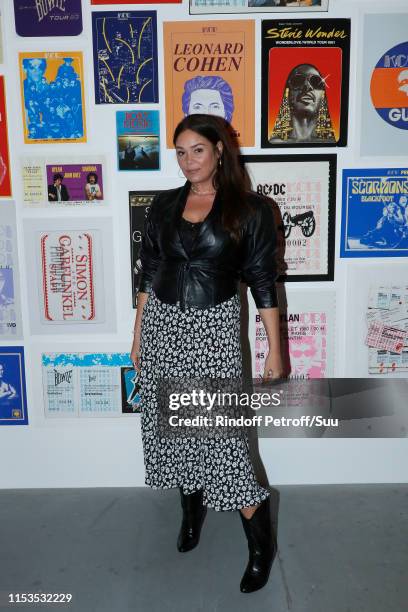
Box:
<box><xmin>177</xmin><ymin>488</ymin><xmax>207</xmax><ymax>553</ymax></box>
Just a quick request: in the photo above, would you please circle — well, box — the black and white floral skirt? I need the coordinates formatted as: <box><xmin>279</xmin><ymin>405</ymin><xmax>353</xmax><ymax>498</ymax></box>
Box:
<box><xmin>138</xmin><ymin>289</ymin><xmax>270</xmax><ymax>512</ymax></box>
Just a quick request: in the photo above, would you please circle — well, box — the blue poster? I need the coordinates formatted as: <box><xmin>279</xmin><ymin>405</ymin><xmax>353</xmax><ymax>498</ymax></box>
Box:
<box><xmin>0</xmin><ymin>346</ymin><xmax>28</xmax><ymax>425</ymax></box>
<box><xmin>92</xmin><ymin>10</ymin><xmax>158</xmax><ymax>104</ymax></box>
<box><xmin>341</xmin><ymin>168</ymin><xmax>408</xmax><ymax>258</ymax></box>
<box><xmin>116</xmin><ymin>110</ymin><xmax>160</xmax><ymax>170</ymax></box>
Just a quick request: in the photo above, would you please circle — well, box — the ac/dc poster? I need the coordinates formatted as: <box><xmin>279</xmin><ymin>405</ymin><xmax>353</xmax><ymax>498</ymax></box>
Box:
<box><xmin>14</xmin><ymin>1</ymin><xmax>83</xmax><ymax>37</ymax></box>
<box><xmin>0</xmin><ymin>76</ymin><xmax>12</xmax><ymax>198</ymax></box>
<box><xmin>261</xmin><ymin>19</ymin><xmax>350</xmax><ymax>148</ymax></box>
<box><xmin>19</xmin><ymin>51</ymin><xmax>86</xmax><ymax>144</ymax></box>
<box><xmin>92</xmin><ymin>11</ymin><xmax>158</xmax><ymax>105</ymax></box>
<box><xmin>129</xmin><ymin>190</ymin><xmax>160</xmax><ymax>307</ymax></box>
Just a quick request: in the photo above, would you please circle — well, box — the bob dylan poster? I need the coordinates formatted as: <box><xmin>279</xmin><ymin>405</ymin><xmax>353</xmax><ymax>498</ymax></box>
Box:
<box><xmin>341</xmin><ymin>168</ymin><xmax>408</xmax><ymax>258</ymax></box>
<box><xmin>163</xmin><ymin>20</ymin><xmax>255</xmax><ymax>147</ymax></box>
<box><xmin>261</xmin><ymin>19</ymin><xmax>350</xmax><ymax>148</ymax></box>
<box><xmin>19</xmin><ymin>51</ymin><xmax>86</xmax><ymax>144</ymax></box>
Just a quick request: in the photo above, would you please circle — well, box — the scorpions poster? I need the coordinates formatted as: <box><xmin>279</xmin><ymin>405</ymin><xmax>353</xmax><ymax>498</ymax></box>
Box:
<box><xmin>242</xmin><ymin>154</ymin><xmax>336</xmax><ymax>281</ymax></box>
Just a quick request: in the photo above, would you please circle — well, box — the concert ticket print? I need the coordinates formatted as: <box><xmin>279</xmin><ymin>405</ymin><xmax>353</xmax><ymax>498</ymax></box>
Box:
<box><xmin>42</xmin><ymin>352</ymin><xmax>141</xmax><ymax>417</ymax></box>
<box><xmin>21</xmin><ymin>157</ymin><xmax>106</xmax><ymax>206</ymax></box>
<box><xmin>341</xmin><ymin>168</ymin><xmax>408</xmax><ymax>258</ymax></box>
<box><xmin>0</xmin><ymin>346</ymin><xmax>28</xmax><ymax>426</ymax></box>
<box><xmin>19</xmin><ymin>51</ymin><xmax>87</xmax><ymax>144</ymax></box>
<box><xmin>39</xmin><ymin>230</ymin><xmax>96</xmax><ymax>323</ymax></box>
<box><xmin>261</xmin><ymin>18</ymin><xmax>350</xmax><ymax>148</ymax></box>
<box><xmin>255</xmin><ymin>290</ymin><xmax>335</xmax><ymax>379</ymax></box>
<box><xmin>242</xmin><ymin>154</ymin><xmax>336</xmax><ymax>281</ymax></box>
<box><xmin>0</xmin><ymin>202</ymin><xmax>23</xmax><ymax>339</ymax></box>
<box><xmin>190</xmin><ymin>0</ymin><xmax>329</xmax><ymax>14</ymax></box>
<box><xmin>92</xmin><ymin>10</ymin><xmax>158</xmax><ymax>105</ymax></box>
<box><xmin>13</xmin><ymin>0</ymin><xmax>83</xmax><ymax>37</ymax></box>
<box><xmin>0</xmin><ymin>77</ymin><xmax>12</xmax><ymax>198</ymax></box>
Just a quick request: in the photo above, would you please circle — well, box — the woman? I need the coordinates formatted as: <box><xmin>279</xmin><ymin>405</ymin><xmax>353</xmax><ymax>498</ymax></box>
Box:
<box><xmin>130</xmin><ymin>114</ymin><xmax>283</xmax><ymax>593</ymax></box>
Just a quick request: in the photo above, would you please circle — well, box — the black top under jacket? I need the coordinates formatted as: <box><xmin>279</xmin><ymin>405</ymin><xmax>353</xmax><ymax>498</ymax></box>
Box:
<box><xmin>138</xmin><ymin>181</ymin><xmax>279</xmax><ymax>311</ymax></box>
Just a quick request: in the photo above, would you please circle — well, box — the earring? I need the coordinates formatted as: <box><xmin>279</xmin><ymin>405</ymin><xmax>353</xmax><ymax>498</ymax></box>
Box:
<box><xmin>218</xmin><ymin>157</ymin><xmax>222</xmax><ymax>168</ymax></box>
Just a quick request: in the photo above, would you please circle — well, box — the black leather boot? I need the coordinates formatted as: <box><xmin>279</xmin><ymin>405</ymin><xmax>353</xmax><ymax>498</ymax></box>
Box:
<box><xmin>177</xmin><ymin>488</ymin><xmax>207</xmax><ymax>552</ymax></box>
<box><xmin>239</xmin><ymin>497</ymin><xmax>277</xmax><ymax>593</ymax></box>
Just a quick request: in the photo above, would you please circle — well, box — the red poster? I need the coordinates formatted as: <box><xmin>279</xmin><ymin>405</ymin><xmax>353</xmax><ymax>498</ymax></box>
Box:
<box><xmin>0</xmin><ymin>77</ymin><xmax>12</xmax><ymax>198</ymax></box>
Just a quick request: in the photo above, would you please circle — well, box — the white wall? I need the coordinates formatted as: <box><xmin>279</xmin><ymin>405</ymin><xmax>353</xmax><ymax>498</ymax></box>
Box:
<box><xmin>0</xmin><ymin>0</ymin><xmax>407</xmax><ymax>488</ymax></box>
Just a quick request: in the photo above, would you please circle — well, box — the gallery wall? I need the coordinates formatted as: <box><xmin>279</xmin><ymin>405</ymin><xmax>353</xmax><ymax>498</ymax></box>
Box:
<box><xmin>0</xmin><ymin>0</ymin><xmax>407</xmax><ymax>489</ymax></box>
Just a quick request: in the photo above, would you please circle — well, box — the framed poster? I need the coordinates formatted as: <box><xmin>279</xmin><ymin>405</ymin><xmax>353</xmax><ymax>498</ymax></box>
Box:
<box><xmin>129</xmin><ymin>190</ymin><xmax>162</xmax><ymax>307</ymax></box>
<box><xmin>23</xmin><ymin>217</ymin><xmax>116</xmax><ymax>335</ymax></box>
<box><xmin>361</xmin><ymin>14</ymin><xmax>408</xmax><ymax>156</ymax></box>
<box><xmin>0</xmin><ymin>77</ymin><xmax>11</xmax><ymax>198</ymax></box>
<box><xmin>14</xmin><ymin>0</ymin><xmax>83</xmax><ymax>37</ymax></box>
<box><xmin>0</xmin><ymin>202</ymin><xmax>23</xmax><ymax>340</ymax></box>
<box><xmin>255</xmin><ymin>290</ymin><xmax>336</xmax><ymax>380</ymax></box>
<box><xmin>92</xmin><ymin>0</ymin><xmax>180</xmax><ymax>3</ymax></box>
<box><xmin>190</xmin><ymin>1</ymin><xmax>329</xmax><ymax>14</ymax></box>
<box><xmin>0</xmin><ymin>9</ymin><xmax>3</xmax><ymax>64</ymax></box>
<box><xmin>42</xmin><ymin>353</ymin><xmax>141</xmax><ymax>417</ymax></box>
<box><xmin>19</xmin><ymin>51</ymin><xmax>86</xmax><ymax>144</ymax></box>
<box><xmin>261</xmin><ymin>19</ymin><xmax>350</xmax><ymax>148</ymax></box>
<box><xmin>92</xmin><ymin>11</ymin><xmax>158</xmax><ymax>105</ymax></box>
<box><xmin>242</xmin><ymin>154</ymin><xmax>336</xmax><ymax>281</ymax></box>
<box><xmin>163</xmin><ymin>20</ymin><xmax>255</xmax><ymax>147</ymax></box>
<box><xmin>341</xmin><ymin>168</ymin><xmax>408</xmax><ymax>258</ymax></box>
<box><xmin>21</xmin><ymin>157</ymin><xmax>106</xmax><ymax>207</ymax></box>
<box><xmin>0</xmin><ymin>346</ymin><xmax>28</xmax><ymax>426</ymax></box>
<box><xmin>116</xmin><ymin>110</ymin><xmax>160</xmax><ymax>171</ymax></box>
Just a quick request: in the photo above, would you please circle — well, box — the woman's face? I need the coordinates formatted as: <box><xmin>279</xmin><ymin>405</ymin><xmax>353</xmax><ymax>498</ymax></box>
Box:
<box><xmin>175</xmin><ymin>129</ymin><xmax>222</xmax><ymax>185</ymax></box>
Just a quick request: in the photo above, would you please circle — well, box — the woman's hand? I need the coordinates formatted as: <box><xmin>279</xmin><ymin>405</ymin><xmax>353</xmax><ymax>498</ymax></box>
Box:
<box><xmin>262</xmin><ymin>351</ymin><xmax>284</xmax><ymax>381</ymax></box>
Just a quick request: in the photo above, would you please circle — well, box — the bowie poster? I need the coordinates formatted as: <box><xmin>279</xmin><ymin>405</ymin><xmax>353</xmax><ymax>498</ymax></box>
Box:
<box><xmin>129</xmin><ymin>191</ymin><xmax>161</xmax><ymax>307</ymax></box>
<box><xmin>0</xmin><ymin>346</ymin><xmax>28</xmax><ymax>426</ymax></box>
<box><xmin>0</xmin><ymin>77</ymin><xmax>11</xmax><ymax>198</ymax></box>
<box><xmin>0</xmin><ymin>202</ymin><xmax>23</xmax><ymax>340</ymax></box>
<box><xmin>42</xmin><ymin>353</ymin><xmax>141</xmax><ymax>417</ymax></box>
<box><xmin>255</xmin><ymin>291</ymin><xmax>335</xmax><ymax>380</ymax></box>
<box><xmin>23</xmin><ymin>218</ymin><xmax>116</xmax><ymax>334</ymax></box>
<box><xmin>361</xmin><ymin>14</ymin><xmax>408</xmax><ymax>156</ymax></box>
<box><xmin>19</xmin><ymin>51</ymin><xmax>86</xmax><ymax>144</ymax></box>
<box><xmin>261</xmin><ymin>19</ymin><xmax>350</xmax><ymax>148</ymax></box>
<box><xmin>163</xmin><ymin>20</ymin><xmax>255</xmax><ymax>147</ymax></box>
<box><xmin>243</xmin><ymin>155</ymin><xmax>336</xmax><ymax>281</ymax></box>
<box><xmin>117</xmin><ymin>110</ymin><xmax>160</xmax><ymax>170</ymax></box>
<box><xmin>190</xmin><ymin>1</ymin><xmax>329</xmax><ymax>14</ymax></box>
<box><xmin>92</xmin><ymin>11</ymin><xmax>158</xmax><ymax>105</ymax></box>
<box><xmin>341</xmin><ymin>168</ymin><xmax>408</xmax><ymax>258</ymax></box>
<box><xmin>14</xmin><ymin>0</ymin><xmax>83</xmax><ymax>37</ymax></box>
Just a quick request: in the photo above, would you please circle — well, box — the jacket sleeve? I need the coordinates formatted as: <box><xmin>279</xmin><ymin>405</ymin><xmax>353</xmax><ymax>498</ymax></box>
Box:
<box><xmin>138</xmin><ymin>195</ymin><xmax>161</xmax><ymax>294</ymax></box>
<box><xmin>240</xmin><ymin>198</ymin><xmax>279</xmax><ymax>308</ymax></box>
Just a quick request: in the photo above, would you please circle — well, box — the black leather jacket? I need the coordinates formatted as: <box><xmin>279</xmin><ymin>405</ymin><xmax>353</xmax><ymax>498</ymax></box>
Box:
<box><xmin>138</xmin><ymin>182</ymin><xmax>279</xmax><ymax>311</ymax></box>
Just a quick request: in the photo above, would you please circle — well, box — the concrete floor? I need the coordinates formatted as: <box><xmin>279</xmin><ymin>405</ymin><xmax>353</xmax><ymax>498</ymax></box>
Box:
<box><xmin>0</xmin><ymin>484</ymin><xmax>407</xmax><ymax>612</ymax></box>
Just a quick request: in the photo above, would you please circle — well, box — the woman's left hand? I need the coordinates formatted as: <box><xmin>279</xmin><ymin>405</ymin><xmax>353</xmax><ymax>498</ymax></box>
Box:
<box><xmin>262</xmin><ymin>351</ymin><xmax>285</xmax><ymax>381</ymax></box>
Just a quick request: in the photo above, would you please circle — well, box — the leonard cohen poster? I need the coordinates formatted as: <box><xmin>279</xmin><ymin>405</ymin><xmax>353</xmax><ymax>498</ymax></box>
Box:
<box><xmin>116</xmin><ymin>110</ymin><xmax>160</xmax><ymax>170</ymax></box>
<box><xmin>255</xmin><ymin>291</ymin><xmax>335</xmax><ymax>380</ymax></box>
<box><xmin>361</xmin><ymin>14</ymin><xmax>408</xmax><ymax>156</ymax></box>
<box><xmin>163</xmin><ymin>20</ymin><xmax>255</xmax><ymax>147</ymax></box>
<box><xmin>92</xmin><ymin>11</ymin><xmax>158</xmax><ymax>105</ymax></box>
<box><xmin>19</xmin><ymin>51</ymin><xmax>86</xmax><ymax>144</ymax></box>
<box><xmin>21</xmin><ymin>157</ymin><xmax>105</xmax><ymax>206</ymax></box>
<box><xmin>0</xmin><ymin>77</ymin><xmax>12</xmax><ymax>198</ymax></box>
<box><xmin>129</xmin><ymin>191</ymin><xmax>161</xmax><ymax>307</ymax></box>
<box><xmin>261</xmin><ymin>19</ymin><xmax>350</xmax><ymax>148</ymax></box>
<box><xmin>0</xmin><ymin>202</ymin><xmax>23</xmax><ymax>340</ymax></box>
<box><xmin>190</xmin><ymin>1</ymin><xmax>329</xmax><ymax>15</ymax></box>
<box><xmin>0</xmin><ymin>346</ymin><xmax>28</xmax><ymax>426</ymax></box>
<box><xmin>341</xmin><ymin>168</ymin><xmax>408</xmax><ymax>258</ymax></box>
<box><xmin>13</xmin><ymin>0</ymin><xmax>83</xmax><ymax>37</ymax></box>
<box><xmin>42</xmin><ymin>353</ymin><xmax>141</xmax><ymax>418</ymax></box>
<box><xmin>243</xmin><ymin>154</ymin><xmax>336</xmax><ymax>281</ymax></box>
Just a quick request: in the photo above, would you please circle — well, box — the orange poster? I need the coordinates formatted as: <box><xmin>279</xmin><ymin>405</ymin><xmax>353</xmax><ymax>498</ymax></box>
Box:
<box><xmin>163</xmin><ymin>20</ymin><xmax>255</xmax><ymax>147</ymax></box>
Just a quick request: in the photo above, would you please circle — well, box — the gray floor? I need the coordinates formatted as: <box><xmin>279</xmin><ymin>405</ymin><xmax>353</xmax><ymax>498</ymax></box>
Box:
<box><xmin>0</xmin><ymin>485</ymin><xmax>407</xmax><ymax>612</ymax></box>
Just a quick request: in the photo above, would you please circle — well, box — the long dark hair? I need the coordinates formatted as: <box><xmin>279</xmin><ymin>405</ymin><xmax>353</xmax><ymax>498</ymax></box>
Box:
<box><xmin>173</xmin><ymin>114</ymin><xmax>254</xmax><ymax>242</ymax></box>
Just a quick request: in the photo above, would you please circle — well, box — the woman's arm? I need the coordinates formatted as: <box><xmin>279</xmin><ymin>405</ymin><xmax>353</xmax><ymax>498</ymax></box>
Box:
<box><xmin>258</xmin><ymin>306</ymin><xmax>284</xmax><ymax>380</ymax></box>
<box><xmin>130</xmin><ymin>291</ymin><xmax>149</xmax><ymax>371</ymax></box>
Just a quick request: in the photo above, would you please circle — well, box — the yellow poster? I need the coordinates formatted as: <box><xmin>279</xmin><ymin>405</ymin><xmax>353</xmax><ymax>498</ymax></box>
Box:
<box><xmin>163</xmin><ymin>20</ymin><xmax>255</xmax><ymax>147</ymax></box>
